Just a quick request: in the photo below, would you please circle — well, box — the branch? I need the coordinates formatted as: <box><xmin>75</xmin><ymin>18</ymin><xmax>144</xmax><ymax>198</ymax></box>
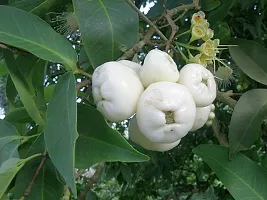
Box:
<box><xmin>20</xmin><ymin>151</ymin><xmax>48</xmax><ymax>200</ymax></box>
<box><xmin>76</xmin><ymin>80</ymin><xmax>91</xmax><ymax>92</ymax></box>
<box><xmin>212</xmin><ymin>117</ymin><xmax>228</xmax><ymax>146</ymax></box>
<box><xmin>118</xmin><ymin>27</ymin><xmax>155</xmax><ymax>60</ymax></box>
<box><xmin>125</xmin><ymin>0</ymin><xmax>168</xmax><ymax>41</ymax></box>
<box><xmin>216</xmin><ymin>91</ymin><xmax>237</xmax><ymax>108</ymax></box>
<box><xmin>78</xmin><ymin>162</ymin><xmax>105</xmax><ymax>200</ymax></box>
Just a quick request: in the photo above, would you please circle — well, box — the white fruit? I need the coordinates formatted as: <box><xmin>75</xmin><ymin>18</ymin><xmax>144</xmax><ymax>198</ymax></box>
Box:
<box><xmin>136</xmin><ymin>82</ymin><xmax>196</xmax><ymax>143</ymax></box>
<box><xmin>139</xmin><ymin>49</ymin><xmax>179</xmax><ymax>88</ymax></box>
<box><xmin>118</xmin><ymin>60</ymin><xmax>142</xmax><ymax>74</ymax></box>
<box><xmin>190</xmin><ymin>105</ymin><xmax>211</xmax><ymax>131</ymax></box>
<box><xmin>129</xmin><ymin>116</ymin><xmax>180</xmax><ymax>152</ymax></box>
<box><xmin>178</xmin><ymin>64</ymin><xmax>216</xmax><ymax>107</ymax></box>
<box><xmin>92</xmin><ymin>61</ymin><xmax>144</xmax><ymax>122</ymax></box>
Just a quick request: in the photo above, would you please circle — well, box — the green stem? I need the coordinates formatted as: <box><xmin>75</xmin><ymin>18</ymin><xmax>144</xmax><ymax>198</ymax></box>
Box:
<box><xmin>176</xmin><ymin>45</ymin><xmax>189</xmax><ymax>62</ymax></box>
<box><xmin>24</xmin><ymin>153</ymin><xmax>42</xmax><ymax>162</ymax></box>
<box><xmin>176</xmin><ymin>42</ymin><xmax>199</xmax><ymax>50</ymax></box>
<box><xmin>21</xmin><ymin>133</ymin><xmax>41</xmax><ymax>144</ymax></box>
<box><xmin>176</xmin><ymin>29</ymin><xmax>191</xmax><ymax>38</ymax></box>
<box><xmin>78</xmin><ymin>69</ymin><xmax>92</xmax><ymax>79</ymax></box>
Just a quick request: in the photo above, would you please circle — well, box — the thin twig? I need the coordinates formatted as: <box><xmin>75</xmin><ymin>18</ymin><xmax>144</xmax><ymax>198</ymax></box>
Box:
<box><xmin>118</xmin><ymin>27</ymin><xmax>155</xmax><ymax>60</ymax></box>
<box><xmin>20</xmin><ymin>151</ymin><xmax>48</xmax><ymax>200</ymax></box>
<box><xmin>125</xmin><ymin>0</ymin><xmax>168</xmax><ymax>41</ymax></box>
<box><xmin>78</xmin><ymin>162</ymin><xmax>105</xmax><ymax>200</ymax></box>
<box><xmin>78</xmin><ymin>69</ymin><xmax>92</xmax><ymax>79</ymax></box>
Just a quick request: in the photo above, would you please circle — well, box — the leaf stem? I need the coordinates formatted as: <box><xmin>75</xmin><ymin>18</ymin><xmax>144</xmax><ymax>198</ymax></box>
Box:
<box><xmin>78</xmin><ymin>69</ymin><xmax>92</xmax><ymax>79</ymax></box>
<box><xmin>176</xmin><ymin>29</ymin><xmax>191</xmax><ymax>39</ymax></box>
<box><xmin>176</xmin><ymin>42</ymin><xmax>199</xmax><ymax>50</ymax></box>
<box><xmin>20</xmin><ymin>151</ymin><xmax>48</xmax><ymax>200</ymax></box>
<box><xmin>21</xmin><ymin>133</ymin><xmax>41</xmax><ymax>145</ymax></box>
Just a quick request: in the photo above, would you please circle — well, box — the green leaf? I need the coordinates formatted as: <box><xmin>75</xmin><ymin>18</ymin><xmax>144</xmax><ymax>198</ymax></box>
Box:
<box><xmin>213</xmin><ymin>22</ymin><xmax>230</xmax><ymax>42</ymax></box>
<box><xmin>207</xmin><ymin>0</ymin><xmax>235</xmax><ymax>26</ymax></box>
<box><xmin>3</xmin><ymin>50</ymin><xmax>45</xmax><ymax>125</ymax></box>
<box><xmin>0</xmin><ymin>59</ymin><xmax>8</xmax><ymax>76</ymax></box>
<box><xmin>73</xmin><ymin>0</ymin><xmax>138</xmax><ymax>68</ymax></box>
<box><xmin>0</xmin><ymin>158</ymin><xmax>25</xmax><ymax>199</ymax></box>
<box><xmin>4</xmin><ymin>107</ymin><xmax>31</xmax><ymax>123</ymax></box>
<box><xmin>201</xmin><ymin>0</ymin><xmax>221</xmax><ymax>11</ymax></box>
<box><xmin>11</xmin><ymin>0</ymin><xmax>69</xmax><ymax>16</ymax></box>
<box><xmin>193</xmin><ymin>144</ymin><xmax>267</xmax><ymax>200</ymax></box>
<box><xmin>229</xmin><ymin>89</ymin><xmax>267</xmax><ymax>156</ymax></box>
<box><xmin>190</xmin><ymin>187</ymin><xmax>216</xmax><ymax>200</ymax></box>
<box><xmin>44</xmin><ymin>72</ymin><xmax>78</xmax><ymax>197</ymax></box>
<box><xmin>13</xmin><ymin>159</ymin><xmax>64</xmax><ymax>200</ymax></box>
<box><xmin>0</xmin><ymin>119</ymin><xmax>21</xmax><ymax>165</ymax></box>
<box><xmin>229</xmin><ymin>38</ymin><xmax>267</xmax><ymax>85</ymax></box>
<box><xmin>0</xmin><ymin>5</ymin><xmax>77</xmax><ymax>71</ymax></box>
<box><xmin>75</xmin><ymin>104</ymin><xmax>149</xmax><ymax>168</ymax></box>
<box><xmin>44</xmin><ymin>84</ymin><xmax>56</xmax><ymax>103</ymax></box>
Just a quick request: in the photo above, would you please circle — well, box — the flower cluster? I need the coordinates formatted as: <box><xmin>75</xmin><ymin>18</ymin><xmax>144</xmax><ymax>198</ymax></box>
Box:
<box><xmin>92</xmin><ymin>49</ymin><xmax>216</xmax><ymax>152</ymax></box>
<box><xmin>176</xmin><ymin>11</ymin><xmax>236</xmax><ymax>88</ymax></box>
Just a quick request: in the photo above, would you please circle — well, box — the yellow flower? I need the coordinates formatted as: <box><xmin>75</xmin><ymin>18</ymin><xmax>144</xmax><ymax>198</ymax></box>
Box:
<box><xmin>199</xmin><ymin>39</ymin><xmax>220</xmax><ymax>58</ymax></box>
<box><xmin>203</xmin><ymin>28</ymin><xmax>214</xmax><ymax>41</ymax></box>
<box><xmin>191</xmin><ymin>11</ymin><xmax>206</xmax><ymax>26</ymax></box>
<box><xmin>190</xmin><ymin>25</ymin><xmax>206</xmax><ymax>42</ymax></box>
<box><xmin>188</xmin><ymin>53</ymin><xmax>208</xmax><ymax>67</ymax></box>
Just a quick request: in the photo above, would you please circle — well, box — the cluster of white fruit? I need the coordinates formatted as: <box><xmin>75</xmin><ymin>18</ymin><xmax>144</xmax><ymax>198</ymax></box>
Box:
<box><xmin>92</xmin><ymin>49</ymin><xmax>216</xmax><ymax>152</ymax></box>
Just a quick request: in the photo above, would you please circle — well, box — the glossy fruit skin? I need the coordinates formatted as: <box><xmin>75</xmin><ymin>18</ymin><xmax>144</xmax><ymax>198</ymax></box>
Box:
<box><xmin>129</xmin><ymin>116</ymin><xmax>180</xmax><ymax>152</ymax></box>
<box><xmin>190</xmin><ymin>105</ymin><xmax>211</xmax><ymax>131</ymax></box>
<box><xmin>178</xmin><ymin>63</ymin><xmax>216</xmax><ymax>107</ymax></box>
<box><xmin>136</xmin><ymin>82</ymin><xmax>196</xmax><ymax>143</ymax></box>
<box><xmin>139</xmin><ymin>49</ymin><xmax>179</xmax><ymax>88</ymax></box>
<box><xmin>92</xmin><ymin>61</ymin><xmax>144</xmax><ymax>122</ymax></box>
<box><xmin>118</xmin><ymin>60</ymin><xmax>142</xmax><ymax>74</ymax></box>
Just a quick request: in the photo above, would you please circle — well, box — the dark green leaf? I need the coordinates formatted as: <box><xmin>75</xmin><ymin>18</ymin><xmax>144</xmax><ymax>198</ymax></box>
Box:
<box><xmin>0</xmin><ymin>59</ymin><xmax>8</xmax><ymax>76</ymax></box>
<box><xmin>190</xmin><ymin>187</ymin><xmax>216</xmax><ymax>200</ymax></box>
<box><xmin>193</xmin><ymin>144</ymin><xmax>267</xmax><ymax>200</ymax></box>
<box><xmin>19</xmin><ymin>133</ymin><xmax>45</xmax><ymax>159</ymax></box>
<box><xmin>44</xmin><ymin>72</ymin><xmax>78</xmax><ymax>197</ymax></box>
<box><xmin>6</xmin><ymin>75</ymin><xmax>18</xmax><ymax>106</ymax></box>
<box><xmin>73</xmin><ymin>0</ymin><xmax>139</xmax><ymax>68</ymax></box>
<box><xmin>207</xmin><ymin>0</ymin><xmax>235</xmax><ymax>26</ymax></box>
<box><xmin>3</xmin><ymin>50</ymin><xmax>45</xmax><ymax>125</ymax></box>
<box><xmin>213</xmin><ymin>22</ymin><xmax>230</xmax><ymax>42</ymax></box>
<box><xmin>44</xmin><ymin>84</ymin><xmax>55</xmax><ymax>103</ymax></box>
<box><xmin>0</xmin><ymin>6</ymin><xmax>77</xmax><ymax>71</ymax></box>
<box><xmin>0</xmin><ymin>158</ymin><xmax>25</xmax><ymax>199</ymax></box>
<box><xmin>13</xmin><ymin>159</ymin><xmax>64</xmax><ymax>200</ymax></box>
<box><xmin>201</xmin><ymin>0</ymin><xmax>220</xmax><ymax>11</ymax></box>
<box><xmin>11</xmin><ymin>0</ymin><xmax>69</xmax><ymax>16</ymax></box>
<box><xmin>229</xmin><ymin>38</ymin><xmax>267</xmax><ymax>85</ymax></box>
<box><xmin>229</xmin><ymin>89</ymin><xmax>267</xmax><ymax>156</ymax></box>
<box><xmin>0</xmin><ymin>119</ymin><xmax>21</xmax><ymax>165</ymax></box>
<box><xmin>75</xmin><ymin>104</ymin><xmax>149</xmax><ymax>168</ymax></box>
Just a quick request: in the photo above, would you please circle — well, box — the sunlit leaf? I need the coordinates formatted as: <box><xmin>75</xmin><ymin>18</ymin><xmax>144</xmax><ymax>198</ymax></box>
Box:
<box><xmin>0</xmin><ymin>119</ymin><xmax>21</xmax><ymax>165</ymax></box>
<box><xmin>229</xmin><ymin>89</ymin><xmax>267</xmax><ymax>156</ymax></box>
<box><xmin>0</xmin><ymin>6</ymin><xmax>77</xmax><ymax>71</ymax></box>
<box><xmin>193</xmin><ymin>144</ymin><xmax>267</xmax><ymax>200</ymax></box>
<box><xmin>44</xmin><ymin>72</ymin><xmax>78</xmax><ymax>197</ymax></box>
<box><xmin>3</xmin><ymin>50</ymin><xmax>45</xmax><ymax>125</ymax></box>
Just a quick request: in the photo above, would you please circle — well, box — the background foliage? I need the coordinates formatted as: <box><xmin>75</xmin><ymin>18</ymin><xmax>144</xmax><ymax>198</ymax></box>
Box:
<box><xmin>0</xmin><ymin>0</ymin><xmax>267</xmax><ymax>200</ymax></box>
